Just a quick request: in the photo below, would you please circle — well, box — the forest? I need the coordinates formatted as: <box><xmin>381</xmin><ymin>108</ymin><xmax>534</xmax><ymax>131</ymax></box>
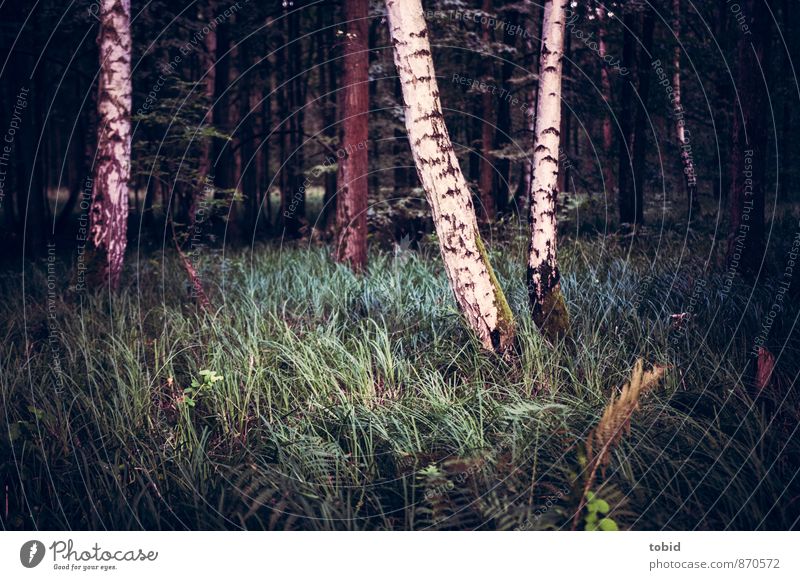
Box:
<box><xmin>0</xmin><ymin>0</ymin><xmax>799</xmax><ymax>531</ymax></box>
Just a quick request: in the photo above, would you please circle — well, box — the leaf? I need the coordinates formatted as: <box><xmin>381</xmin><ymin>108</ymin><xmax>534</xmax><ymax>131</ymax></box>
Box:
<box><xmin>598</xmin><ymin>518</ymin><xmax>619</xmax><ymax>531</ymax></box>
<box><xmin>593</xmin><ymin>499</ymin><xmax>610</xmax><ymax>514</ymax></box>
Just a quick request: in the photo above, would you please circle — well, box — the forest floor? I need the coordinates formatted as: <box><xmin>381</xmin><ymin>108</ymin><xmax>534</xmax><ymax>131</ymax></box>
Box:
<box><xmin>2</xmin><ymin>219</ymin><xmax>800</xmax><ymax>530</ymax></box>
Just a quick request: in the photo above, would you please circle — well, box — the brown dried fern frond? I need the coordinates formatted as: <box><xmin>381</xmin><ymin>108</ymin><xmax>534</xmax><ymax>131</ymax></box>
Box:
<box><xmin>586</xmin><ymin>359</ymin><xmax>667</xmax><ymax>471</ymax></box>
<box><xmin>573</xmin><ymin>359</ymin><xmax>667</xmax><ymax>529</ymax></box>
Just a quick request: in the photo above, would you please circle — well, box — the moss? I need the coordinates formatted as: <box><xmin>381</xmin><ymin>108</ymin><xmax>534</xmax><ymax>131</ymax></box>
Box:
<box><xmin>474</xmin><ymin>231</ymin><xmax>516</xmax><ymax>354</ymax></box>
<box><xmin>533</xmin><ymin>284</ymin><xmax>571</xmax><ymax>343</ymax></box>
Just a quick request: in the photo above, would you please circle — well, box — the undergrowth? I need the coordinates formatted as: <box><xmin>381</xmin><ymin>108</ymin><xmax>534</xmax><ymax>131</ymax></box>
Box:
<box><xmin>1</xmin><ymin>230</ymin><xmax>799</xmax><ymax>530</ymax></box>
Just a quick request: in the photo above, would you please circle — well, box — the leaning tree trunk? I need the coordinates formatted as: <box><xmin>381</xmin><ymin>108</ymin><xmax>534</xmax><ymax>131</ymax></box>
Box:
<box><xmin>88</xmin><ymin>0</ymin><xmax>132</xmax><ymax>290</ymax></box>
<box><xmin>334</xmin><ymin>0</ymin><xmax>369</xmax><ymax>272</ymax></box>
<box><xmin>527</xmin><ymin>0</ymin><xmax>570</xmax><ymax>342</ymax></box>
<box><xmin>672</xmin><ymin>0</ymin><xmax>697</xmax><ymax>213</ymax></box>
<box><xmin>386</xmin><ymin>0</ymin><xmax>515</xmax><ymax>354</ymax></box>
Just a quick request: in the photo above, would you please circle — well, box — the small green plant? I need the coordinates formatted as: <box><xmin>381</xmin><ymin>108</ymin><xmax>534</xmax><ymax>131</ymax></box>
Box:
<box><xmin>583</xmin><ymin>491</ymin><xmax>618</xmax><ymax>531</ymax></box>
<box><xmin>181</xmin><ymin>369</ymin><xmax>224</xmax><ymax>408</ymax></box>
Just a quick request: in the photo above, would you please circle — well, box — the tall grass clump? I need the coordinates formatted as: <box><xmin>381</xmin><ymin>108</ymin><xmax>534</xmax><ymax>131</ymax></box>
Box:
<box><xmin>1</xmin><ymin>231</ymin><xmax>799</xmax><ymax>530</ymax></box>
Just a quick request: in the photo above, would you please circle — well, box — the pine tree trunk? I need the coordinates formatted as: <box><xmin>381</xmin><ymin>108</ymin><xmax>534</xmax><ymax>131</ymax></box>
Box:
<box><xmin>630</xmin><ymin>13</ymin><xmax>655</xmax><ymax>226</ymax></box>
<box><xmin>727</xmin><ymin>0</ymin><xmax>769</xmax><ymax>276</ymax></box>
<box><xmin>596</xmin><ymin>7</ymin><xmax>614</xmax><ymax>195</ymax></box>
<box><xmin>527</xmin><ymin>0</ymin><xmax>570</xmax><ymax>342</ymax></box>
<box><xmin>477</xmin><ymin>0</ymin><xmax>496</xmax><ymax>221</ymax></box>
<box><xmin>512</xmin><ymin>0</ymin><xmax>541</xmax><ymax>212</ymax></box>
<box><xmin>386</xmin><ymin>0</ymin><xmax>515</xmax><ymax>354</ymax></box>
<box><xmin>617</xmin><ymin>12</ymin><xmax>637</xmax><ymax>226</ymax></box>
<box><xmin>193</xmin><ymin>0</ymin><xmax>217</xmax><ymax>229</ymax></box>
<box><xmin>493</xmin><ymin>7</ymin><xmax>517</xmax><ymax>215</ymax></box>
<box><xmin>672</xmin><ymin>0</ymin><xmax>697</xmax><ymax>212</ymax></box>
<box><xmin>334</xmin><ymin>0</ymin><xmax>369</xmax><ymax>272</ymax></box>
<box><xmin>89</xmin><ymin>0</ymin><xmax>131</xmax><ymax>290</ymax></box>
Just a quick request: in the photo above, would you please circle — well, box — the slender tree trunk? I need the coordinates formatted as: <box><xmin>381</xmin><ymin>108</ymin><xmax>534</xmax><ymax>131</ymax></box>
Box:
<box><xmin>672</xmin><ymin>0</ymin><xmax>697</xmax><ymax>213</ymax></box>
<box><xmin>727</xmin><ymin>0</ymin><xmax>769</xmax><ymax>276</ymax></box>
<box><xmin>320</xmin><ymin>11</ymin><xmax>338</xmax><ymax>235</ymax></box>
<box><xmin>282</xmin><ymin>4</ymin><xmax>305</xmax><ymax>237</ymax></box>
<box><xmin>192</xmin><ymin>0</ymin><xmax>217</xmax><ymax>229</ymax></box>
<box><xmin>527</xmin><ymin>0</ymin><xmax>569</xmax><ymax>341</ymax></box>
<box><xmin>596</xmin><ymin>7</ymin><xmax>614</xmax><ymax>194</ymax></box>
<box><xmin>477</xmin><ymin>0</ymin><xmax>496</xmax><ymax>221</ymax></box>
<box><xmin>778</xmin><ymin>0</ymin><xmax>792</xmax><ymax>197</ymax></box>
<box><xmin>512</xmin><ymin>0</ymin><xmax>541</xmax><ymax>212</ymax></box>
<box><xmin>617</xmin><ymin>13</ymin><xmax>637</xmax><ymax>226</ymax></box>
<box><xmin>629</xmin><ymin>13</ymin><xmax>655</xmax><ymax>226</ymax></box>
<box><xmin>334</xmin><ymin>0</ymin><xmax>369</xmax><ymax>272</ymax></box>
<box><xmin>238</xmin><ymin>42</ymin><xmax>258</xmax><ymax>237</ymax></box>
<box><xmin>392</xmin><ymin>75</ymin><xmax>409</xmax><ymax>196</ymax></box>
<box><xmin>493</xmin><ymin>8</ymin><xmax>517</xmax><ymax>215</ymax></box>
<box><xmin>557</xmin><ymin>31</ymin><xmax>571</xmax><ymax>195</ymax></box>
<box><xmin>88</xmin><ymin>0</ymin><xmax>131</xmax><ymax>290</ymax></box>
<box><xmin>386</xmin><ymin>0</ymin><xmax>515</xmax><ymax>354</ymax></box>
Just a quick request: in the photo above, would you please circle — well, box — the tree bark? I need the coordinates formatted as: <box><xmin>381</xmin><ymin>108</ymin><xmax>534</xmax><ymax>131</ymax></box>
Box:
<box><xmin>527</xmin><ymin>0</ymin><xmax>570</xmax><ymax>342</ymax></box>
<box><xmin>477</xmin><ymin>0</ymin><xmax>496</xmax><ymax>221</ymax></box>
<box><xmin>629</xmin><ymin>13</ymin><xmax>655</xmax><ymax>226</ymax></box>
<box><xmin>88</xmin><ymin>0</ymin><xmax>131</xmax><ymax>290</ymax></box>
<box><xmin>192</xmin><ymin>0</ymin><xmax>217</xmax><ymax>229</ymax></box>
<box><xmin>493</xmin><ymin>7</ymin><xmax>517</xmax><ymax>215</ymax></box>
<box><xmin>617</xmin><ymin>12</ymin><xmax>637</xmax><ymax>226</ymax></box>
<box><xmin>334</xmin><ymin>0</ymin><xmax>370</xmax><ymax>272</ymax></box>
<box><xmin>386</xmin><ymin>0</ymin><xmax>515</xmax><ymax>354</ymax></box>
<box><xmin>727</xmin><ymin>0</ymin><xmax>769</xmax><ymax>276</ymax></box>
<box><xmin>672</xmin><ymin>0</ymin><xmax>697</xmax><ymax>212</ymax></box>
<box><xmin>596</xmin><ymin>7</ymin><xmax>614</xmax><ymax>195</ymax></box>
<box><xmin>512</xmin><ymin>0</ymin><xmax>541</xmax><ymax>212</ymax></box>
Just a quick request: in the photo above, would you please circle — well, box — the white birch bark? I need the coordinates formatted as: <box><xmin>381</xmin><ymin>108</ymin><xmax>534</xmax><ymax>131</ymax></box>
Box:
<box><xmin>385</xmin><ymin>0</ymin><xmax>515</xmax><ymax>353</ymax></box>
<box><xmin>672</xmin><ymin>0</ymin><xmax>697</xmax><ymax>206</ymax></box>
<box><xmin>527</xmin><ymin>0</ymin><xmax>569</xmax><ymax>339</ymax></box>
<box><xmin>89</xmin><ymin>0</ymin><xmax>132</xmax><ymax>290</ymax></box>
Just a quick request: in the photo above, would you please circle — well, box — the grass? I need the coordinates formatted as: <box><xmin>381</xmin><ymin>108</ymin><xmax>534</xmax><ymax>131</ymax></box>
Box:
<box><xmin>1</xmin><ymin>223</ymin><xmax>799</xmax><ymax>530</ymax></box>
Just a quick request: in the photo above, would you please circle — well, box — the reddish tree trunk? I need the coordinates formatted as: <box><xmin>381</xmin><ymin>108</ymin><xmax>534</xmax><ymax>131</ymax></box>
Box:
<box><xmin>596</xmin><ymin>7</ymin><xmax>614</xmax><ymax>194</ymax></box>
<box><xmin>334</xmin><ymin>0</ymin><xmax>370</xmax><ymax>272</ymax></box>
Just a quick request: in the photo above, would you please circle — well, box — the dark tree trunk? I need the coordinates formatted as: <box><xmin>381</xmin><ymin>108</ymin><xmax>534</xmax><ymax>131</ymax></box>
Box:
<box><xmin>727</xmin><ymin>0</ymin><xmax>770</xmax><ymax>276</ymax></box>
<box><xmin>320</xmin><ymin>9</ymin><xmax>338</xmax><ymax>234</ymax></box>
<box><xmin>629</xmin><ymin>13</ymin><xmax>655</xmax><ymax>226</ymax></box>
<box><xmin>392</xmin><ymin>76</ymin><xmax>408</xmax><ymax>196</ymax></box>
<box><xmin>617</xmin><ymin>13</ymin><xmax>637</xmax><ymax>226</ymax></box>
<box><xmin>477</xmin><ymin>0</ymin><xmax>496</xmax><ymax>221</ymax></box>
<box><xmin>493</xmin><ymin>8</ymin><xmax>517</xmax><ymax>215</ymax></box>
<box><xmin>597</xmin><ymin>8</ymin><xmax>614</xmax><ymax>195</ymax></box>
<box><xmin>334</xmin><ymin>0</ymin><xmax>370</xmax><ymax>272</ymax></box>
<box><xmin>281</xmin><ymin>3</ymin><xmax>305</xmax><ymax>238</ymax></box>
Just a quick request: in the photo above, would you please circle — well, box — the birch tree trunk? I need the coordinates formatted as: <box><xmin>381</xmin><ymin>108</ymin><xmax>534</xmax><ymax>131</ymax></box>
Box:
<box><xmin>672</xmin><ymin>0</ymin><xmax>697</xmax><ymax>212</ymax></box>
<box><xmin>89</xmin><ymin>0</ymin><xmax>131</xmax><ymax>290</ymax></box>
<box><xmin>386</xmin><ymin>0</ymin><xmax>515</xmax><ymax>354</ymax></box>
<box><xmin>527</xmin><ymin>0</ymin><xmax>570</xmax><ymax>341</ymax></box>
<box><xmin>334</xmin><ymin>0</ymin><xmax>369</xmax><ymax>272</ymax></box>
